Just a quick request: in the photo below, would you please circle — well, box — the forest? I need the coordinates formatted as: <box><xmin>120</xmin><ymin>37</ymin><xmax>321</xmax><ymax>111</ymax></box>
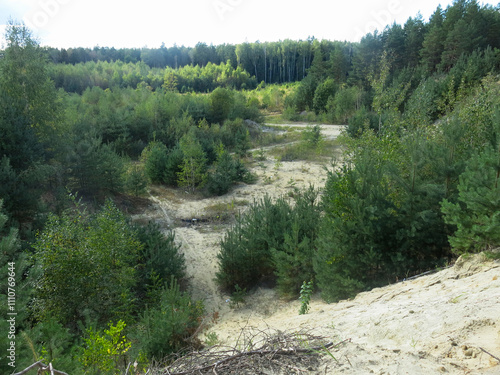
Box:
<box><xmin>1</xmin><ymin>0</ymin><xmax>500</xmax><ymax>373</ymax></box>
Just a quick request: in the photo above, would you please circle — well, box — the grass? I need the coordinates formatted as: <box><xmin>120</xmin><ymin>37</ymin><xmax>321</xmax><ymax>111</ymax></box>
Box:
<box><xmin>204</xmin><ymin>199</ymin><xmax>249</xmax><ymax>223</ymax></box>
<box><xmin>251</xmin><ymin>128</ymin><xmax>300</xmax><ymax>148</ymax></box>
<box><xmin>263</xmin><ymin>114</ymin><xmax>289</xmax><ymax>124</ymax></box>
<box><xmin>268</xmin><ymin>138</ymin><xmax>341</xmax><ymax>162</ymax></box>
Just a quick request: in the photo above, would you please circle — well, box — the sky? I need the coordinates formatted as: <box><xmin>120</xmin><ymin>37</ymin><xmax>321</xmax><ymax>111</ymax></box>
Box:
<box><xmin>0</xmin><ymin>0</ymin><xmax>499</xmax><ymax>49</ymax></box>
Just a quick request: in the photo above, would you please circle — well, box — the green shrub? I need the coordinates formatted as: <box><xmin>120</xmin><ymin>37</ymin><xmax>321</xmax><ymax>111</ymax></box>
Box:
<box><xmin>298</xmin><ymin>280</ymin><xmax>314</xmax><ymax>315</ymax></box>
<box><xmin>135</xmin><ymin>278</ymin><xmax>203</xmax><ymax>360</ymax></box>
<box><xmin>125</xmin><ymin>164</ymin><xmax>147</xmax><ymax>196</ymax></box>
<box><xmin>206</xmin><ymin>143</ymin><xmax>252</xmax><ymax>196</ymax></box>
<box><xmin>302</xmin><ymin>124</ymin><xmax>323</xmax><ymax>148</ymax></box>
<box><xmin>33</xmin><ymin>199</ymin><xmax>141</xmax><ymax>328</ymax></box>
<box><xmin>141</xmin><ymin>141</ymin><xmax>169</xmax><ymax>184</ymax></box>
<box><xmin>135</xmin><ymin>221</ymin><xmax>185</xmax><ymax>301</ymax></box>
<box><xmin>313</xmin><ymin>78</ymin><xmax>336</xmax><ymax>114</ymax></box>
<box><xmin>216</xmin><ymin>195</ymin><xmax>292</xmax><ymax>292</ymax></box>
<box><xmin>163</xmin><ymin>144</ymin><xmax>184</xmax><ymax>186</ymax></box>
<box><xmin>79</xmin><ymin>320</ymin><xmax>131</xmax><ymax>374</ymax></box>
<box><xmin>441</xmin><ymin>146</ymin><xmax>500</xmax><ymax>253</ymax></box>
<box><xmin>216</xmin><ymin>187</ymin><xmax>320</xmax><ymax>296</ymax></box>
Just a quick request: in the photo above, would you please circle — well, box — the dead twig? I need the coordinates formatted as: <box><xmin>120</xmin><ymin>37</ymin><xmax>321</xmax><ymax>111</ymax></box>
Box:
<box><xmin>479</xmin><ymin>347</ymin><xmax>500</xmax><ymax>363</ymax></box>
<box><xmin>160</xmin><ymin>329</ymin><xmax>350</xmax><ymax>375</ymax></box>
<box><xmin>12</xmin><ymin>361</ymin><xmax>69</xmax><ymax>375</ymax></box>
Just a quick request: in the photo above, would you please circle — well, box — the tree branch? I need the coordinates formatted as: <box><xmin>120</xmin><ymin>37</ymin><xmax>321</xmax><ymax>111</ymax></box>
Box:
<box><xmin>480</xmin><ymin>347</ymin><xmax>500</xmax><ymax>363</ymax></box>
<box><xmin>12</xmin><ymin>361</ymin><xmax>69</xmax><ymax>375</ymax></box>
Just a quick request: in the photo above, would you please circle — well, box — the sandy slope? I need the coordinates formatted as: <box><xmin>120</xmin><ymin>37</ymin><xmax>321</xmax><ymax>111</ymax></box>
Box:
<box><xmin>133</xmin><ymin>124</ymin><xmax>500</xmax><ymax>374</ymax></box>
<box><xmin>211</xmin><ymin>255</ymin><xmax>500</xmax><ymax>374</ymax></box>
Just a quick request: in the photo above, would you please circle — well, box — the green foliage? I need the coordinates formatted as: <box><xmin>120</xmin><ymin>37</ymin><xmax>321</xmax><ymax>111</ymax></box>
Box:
<box><xmin>292</xmin><ymin>75</ymin><xmax>317</xmax><ymax>112</ymax></box>
<box><xmin>69</xmin><ymin>137</ymin><xmax>125</xmax><ymax>195</ymax></box>
<box><xmin>135</xmin><ymin>221</ymin><xmax>185</xmax><ymax>300</ymax></box>
<box><xmin>315</xmin><ymin>160</ymin><xmax>393</xmax><ymax>302</ymax></box>
<box><xmin>125</xmin><ymin>164</ymin><xmax>147</xmax><ymax>196</ymax></box>
<box><xmin>0</xmin><ymin>200</ymin><xmax>32</xmax><ymax>374</ymax></box>
<box><xmin>211</xmin><ymin>87</ymin><xmax>234</xmax><ymax>124</ymax></box>
<box><xmin>216</xmin><ymin>187</ymin><xmax>320</xmax><ymax>296</ymax></box>
<box><xmin>0</xmin><ymin>21</ymin><xmax>60</xmax><ymax>145</ymax></box>
<box><xmin>316</xmin><ymin>128</ymin><xmax>453</xmax><ymax>302</ymax></box>
<box><xmin>206</xmin><ymin>143</ymin><xmax>250</xmax><ymax>196</ymax></box>
<box><xmin>177</xmin><ymin>130</ymin><xmax>208</xmax><ymax>192</ymax></box>
<box><xmin>302</xmin><ymin>124</ymin><xmax>323</xmax><ymax>148</ymax></box>
<box><xmin>135</xmin><ymin>278</ymin><xmax>203</xmax><ymax>360</ymax></box>
<box><xmin>0</xmin><ymin>22</ymin><xmax>61</xmax><ymax>221</ymax></box>
<box><xmin>229</xmin><ymin>284</ymin><xmax>247</xmax><ymax>309</ymax></box>
<box><xmin>298</xmin><ymin>280</ymin><xmax>314</xmax><ymax>315</ymax></box>
<box><xmin>312</xmin><ymin>78</ymin><xmax>337</xmax><ymax>114</ymax></box>
<box><xmin>346</xmin><ymin>107</ymin><xmax>378</xmax><ymax>137</ymax></box>
<box><xmin>163</xmin><ymin>144</ymin><xmax>185</xmax><ymax>186</ymax></box>
<box><xmin>21</xmin><ymin>316</ymin><xmax>81</xmax><ymax>372</ymax></box>
<box><xmin>79</xmin><ymin>320</ymin><xmax>131</xmax><ymax>374</ymax></box>
<box><xmin>326</xmin><ymin>86</ymin><xmax>364</xmax><ymax>124</ymax></box>
<box><xmin>216</xmin><ymin>195</ymin><xmax>292</xmax><ymax>292</ymax></box>
<box><xmin>441</xmin><ymin>145</ymin><xmax>500</xmax><ymax>253</ymax></box>
<box><xmin>33</xmin><ymin>199</ymin><xmax>141</xmax><ymax>328</ymax></box>
<box><xmin>141</xmin><ymin>141</ymin><xmax>169</xmax><ymax>184</ymax></box>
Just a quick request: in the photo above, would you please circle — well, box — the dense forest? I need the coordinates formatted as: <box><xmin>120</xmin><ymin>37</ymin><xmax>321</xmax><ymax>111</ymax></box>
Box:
<box><xmin>1</xmin><ymin>0</ymin><xmax>500</xmax><ymax>373</ymax></box>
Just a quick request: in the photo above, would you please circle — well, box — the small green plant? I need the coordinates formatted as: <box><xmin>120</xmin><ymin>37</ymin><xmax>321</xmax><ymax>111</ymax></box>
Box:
<box><xmin>449</xmin><ymin>294</ymin><xmax>464</xmax><ymax>304</ymax></box>
<box><xmin>79</xmin><ymin>320</ymin><xmax>131</xmax><ymax>374</ymax></box>
<box><xmin>410</xmin><ymin>337</ymin><xmax>418</xmax><ymax>349</ymax></box>
<box><xmin>229</xmin><ymin>284</ymin><xmax>247</xmax><ymax>309</ymax></box>
<box><xmin>204</xmin><ymin>331</ymin><xmax>220</xmax><ymax>347</ymax></box>
<box><xmin>125</xmin><ymin>164</ymin><xmax>147</xmax><ymax>196</ymax></box>
<box><xmin>262</xmin><ymin>172</ymin><xmax>273</xmax><ymax>185</ymax></box>
<box><xmin>273</xmin><ymin>156</ymin><xmax>282</xmax><ymax>178</ymax></box>
<box><xmin>302</xmin><ymin>124</ymin><xmax>322</xmax><ymax>148</ymax></box>
<box><xmin>286</xmin><ymin>177</ymin><xmax>296</xmax><ymax>188</ymax></box>
<box><xmin>299</xmin><ymin>280</ymin><xmax>314</xmax><ymax>315</ymax></box>
<box><xmin>255</xmin><ymin>148</ymin><xmax>267</xmax><ymax>161</ymax></box>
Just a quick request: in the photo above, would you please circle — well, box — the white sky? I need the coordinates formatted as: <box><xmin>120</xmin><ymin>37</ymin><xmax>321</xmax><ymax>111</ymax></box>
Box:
<box><xmin>0</xmin><ymin>0</ymin><xmax>499</xmax><ymax>48</ymax></box>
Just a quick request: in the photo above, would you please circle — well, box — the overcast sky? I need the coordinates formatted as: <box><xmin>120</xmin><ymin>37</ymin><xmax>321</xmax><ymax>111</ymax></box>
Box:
<box><xmin>1</xmin><ymin>0</ymin><xmax>499</xmax><ymax>48</ymax></box>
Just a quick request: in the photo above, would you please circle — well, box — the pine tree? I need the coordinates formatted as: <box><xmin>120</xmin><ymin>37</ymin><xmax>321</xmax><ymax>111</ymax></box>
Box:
<box><xmin>177</xmin><ymin>130</ymin><xmax>207</xmax><ymax>192</ymax></box>
<box><xmin>441</xmin><ymin>145</ymin><xmax>500</xmax><ymax>253</ymax></box>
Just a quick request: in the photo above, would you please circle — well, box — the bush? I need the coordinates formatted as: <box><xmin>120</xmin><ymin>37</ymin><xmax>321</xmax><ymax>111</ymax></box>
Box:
<box><xmin>141</xmin><ymin>141</ymin><xmax>169</xmax><ymax>184</ymax></box>
<box><xmin>312</xmin><ymin>78</ymin><xmax>336</xmax><ymax>114</ymax></box>
<box><xmin>135</xmin><ymin>221</ymin><xmax>185</xmax><ymax>301</ymax></box>
<box><xmin>135</xmin><ymin>278</ymin><xmax>203</xmax><ymax>360</ymax></box>
<box><xmin>216</xmin><ymin>187</ymin><xmax>320</xmax><ymax>297</ymax></box>
<box><xmin>441</xmin><ymin>145</ymin><xmax>500</xmax><ymax>253</ymax></box>
<box><xmin>79</xmin><ymin>320</ymin><xmax>131</xmax><ymax>374</ymax></box>
<box><xmin>346</xmin><ymin>107</ymin><xmax>378</xmax><ymax>137</ymax></box>
<box><xmin>163</xmin><ymin>144</ymin><xmax>184</xmax><ymax>186</ymax></box>
<box><xmin>70</xmin><ymin>137</ymin><xmax>125</xmax><ymax>195</ymax></box>
<box><xmin>33</xmin><ymin>199</ymin><xmax>141</xmax><ymax>328</ymax></box>
<box><xmin>125</xmin><ymin>164</ymin><xmax>147</xmax><ymax>196</ymax></box>
<box><xmin>206</xmin><ymin>143</ymin><xmax>251</xmax><ymax>196</ymax></box>
<box><xmin>216</xmin><ymin>196</ymin><xmax>292</xmax><ymax>293</ymax></box>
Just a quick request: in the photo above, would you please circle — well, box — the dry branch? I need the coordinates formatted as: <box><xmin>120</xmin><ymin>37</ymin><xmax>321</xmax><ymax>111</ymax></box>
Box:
<box><xmin>156</xmin><ymin>328</ymin><xmax>350</xmax><ymax>375</ymax></box>
<box><xmin>480</xmin><ymin>347</ymin><xmax>500</xmax><ymax>363</ymax></box>
<box><xmin>12</xmin><ymin>361</ymin><xmax>69</xmax><ymax>375</ymax></box>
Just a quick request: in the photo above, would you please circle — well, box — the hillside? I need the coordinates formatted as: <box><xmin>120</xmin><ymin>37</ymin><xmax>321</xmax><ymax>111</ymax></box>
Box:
<box><xmin>209</xmin><ymin>253</ymin><xmax>499</xmax><ymax>374</ymax></box>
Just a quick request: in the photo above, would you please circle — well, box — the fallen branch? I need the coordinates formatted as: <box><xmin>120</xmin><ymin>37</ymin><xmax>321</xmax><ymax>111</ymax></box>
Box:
<box><xmin>160</xmin><ymin>329</ymin><xmax>350</xmax><ymax>375</ymax></box>
<box><xmin>480</xmin><ymin>347</ymin><xmax>500</xmax><ymax>363</ymax></box>
<box><xmin>12</xmin><ymin>361</ymin><xmax>69</xmax><ymax>375</ymax></box>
